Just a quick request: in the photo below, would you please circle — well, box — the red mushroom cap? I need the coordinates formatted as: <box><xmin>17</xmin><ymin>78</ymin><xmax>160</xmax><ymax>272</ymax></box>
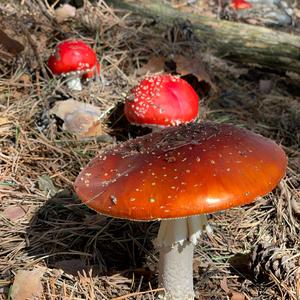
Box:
<box><xmin>74</xmin><ymin>122</ymin><xmax>287</xmax><ymax>221</ymax></box>
<box><xmin>48</xmin><ymin>40</ymin><xmax>99</xmax><ymax>77</ymax></box>
<box><xmin>82</xmin><ymin>61</ymin><xmax>101</xmax><ymax>80</ymax></box>
<box><xmin>230</xmin><ymin>0</ymin><xmax>252</xmax><ymax>10</ymax></box>
<box><xmin>124</xmin><ymin>74</ymin><xmax>199</xmax><ymax>127</ymax></box>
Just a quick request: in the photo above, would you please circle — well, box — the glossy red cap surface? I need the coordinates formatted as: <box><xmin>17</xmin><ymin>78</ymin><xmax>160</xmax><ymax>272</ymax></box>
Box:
<box><xmin>48</xmin><ymin>40</ymin><xmax>99</xmax><ymax>76</ymax></box>
<box><xmin>124</xmin><ymin>74</ymin><xmax>199</xmax><ymax>127</ymax></box>
<box><xmin>231</xmin><ymin>0</ymin><xmax>252</xmax><ymax>10</ymax></box>
<box><xmin>74</xmin><ymin>122</ymin><xmax>287</xmax><ymax>221</ymax></box>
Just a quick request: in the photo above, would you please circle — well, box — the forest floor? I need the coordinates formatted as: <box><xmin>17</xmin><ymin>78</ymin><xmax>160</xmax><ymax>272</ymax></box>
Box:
<box><xmin>0</xmin><ymin>0</ymin><xmax>299</xmax><ymax>299</ymax></box>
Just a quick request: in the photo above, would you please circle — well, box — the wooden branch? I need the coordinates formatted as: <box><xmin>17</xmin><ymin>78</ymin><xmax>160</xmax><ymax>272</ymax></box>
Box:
<box><xmin>107</xmin><ymin>0</ymin><xmax>300</xmax><ymax>74</ymax></box>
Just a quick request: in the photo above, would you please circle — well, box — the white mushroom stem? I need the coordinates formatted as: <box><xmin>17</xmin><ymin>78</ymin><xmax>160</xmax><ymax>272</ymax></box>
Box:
<box><xmin>66</xmin><ymin>77</ymin><xmax>82</xmax><ymax>91</ymax></box>
<box><xmin>156</xmin><ymin>215</ymin><xmax>211</xmax><ymax>300</ymax></box>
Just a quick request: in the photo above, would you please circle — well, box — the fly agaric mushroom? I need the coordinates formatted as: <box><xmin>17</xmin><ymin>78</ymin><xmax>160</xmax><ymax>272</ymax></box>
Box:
<box><xmin>230</xmin><ymin>0</ymin><xmax>252</xmax><ymax>10</ymax></box>
<box><xmin>48</xmin><ymin>40</ymin><xmax>100</xmax><ymax>91</ymax></box>
<box><xmin>74</xmin><ymin>122</ymin><xmax>287</xmax><ymax>300</ymax></box>
<box><xmin>124</xmin><ymin>74</ymin><xmax>199</xmax><ymax>128</ymax></box>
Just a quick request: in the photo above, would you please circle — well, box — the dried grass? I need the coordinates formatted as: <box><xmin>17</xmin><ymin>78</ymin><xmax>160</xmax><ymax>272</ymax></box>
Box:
<box><xmin>0</xmin><ymin>0</ymin><xmax>299</xmax><ymax>299</ymax></box>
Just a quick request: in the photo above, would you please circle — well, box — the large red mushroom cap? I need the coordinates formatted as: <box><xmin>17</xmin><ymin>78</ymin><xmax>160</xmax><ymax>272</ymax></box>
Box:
<box><xmin>75</xmin><ymin>122</ymin><xmax>287</xmax><ymax>221</ymax></box>
<box><xmin>124</xmin><ymin>74</ymin><xmax>199</xmax><ymax>127</ymax></box>
<box><xmin>48</xmin><ymin>40</ymin><xmax>100</xmax><ymax>77</ymax></box>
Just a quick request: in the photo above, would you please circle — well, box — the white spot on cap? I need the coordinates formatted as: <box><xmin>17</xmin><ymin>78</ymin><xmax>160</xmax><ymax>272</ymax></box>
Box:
<box><xmin>110</xmin><ymin>195</ymin><xmax>117</xmax><ymax>205</ymax></box>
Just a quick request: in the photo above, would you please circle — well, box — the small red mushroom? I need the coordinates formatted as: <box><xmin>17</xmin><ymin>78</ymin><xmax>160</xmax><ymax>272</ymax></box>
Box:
<box><xmin>75</xmin><ymin>122</ymin><xmax>287</xmax><ymax>300</ymax></box>
<box><xmin>230</xmin><ymin>0</ymin><xmax>252</xmax><ymax>10</ymax></box>
<box><xmin>124</xmin><ymin>74</ymin><xmax>199</xmax><ymax>128</ymax></box>
<box><xmin>48</xmin><ymin>40</ymin><xmax>100</xmax><ymax>91</ymax></box>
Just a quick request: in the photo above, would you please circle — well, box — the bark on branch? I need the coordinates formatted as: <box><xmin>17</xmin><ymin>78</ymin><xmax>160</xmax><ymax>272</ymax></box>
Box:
<box><xmin>107</xmin><ymin>0</ymin><xmax>300</xmax><ymax>74</ymax></box>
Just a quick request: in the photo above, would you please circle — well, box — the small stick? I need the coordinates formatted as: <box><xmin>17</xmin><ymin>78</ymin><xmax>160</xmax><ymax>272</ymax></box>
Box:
<box><xmin>112</xmin><ymin>288</ymin><xmax>164</xmax><ymax>300</ymax></box>
<box><xmin>21</xmin><ymin>26</ymin><xmax>49</xmax><ymax>80</ymax></box>
<box><xmin>34</xmin><ymin>0</ymin><xmax>58</xmax><ymax>25</ymax></box>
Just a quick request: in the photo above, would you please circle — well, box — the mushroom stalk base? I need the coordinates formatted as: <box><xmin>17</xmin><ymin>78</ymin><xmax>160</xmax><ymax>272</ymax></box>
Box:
<box><xmin>66</xmin><ymin>77</ymin><xmax>82</xmax><ymax>91</ymax></box>
<box><xmin>156</xmin><ymin>215</ymin><xmax>209</xmax><ymax>300</ymax></box>
<box><xmin>158</xmin><ymin>241</ymin><xmax>195</xmax><ymax>300</ymax></box>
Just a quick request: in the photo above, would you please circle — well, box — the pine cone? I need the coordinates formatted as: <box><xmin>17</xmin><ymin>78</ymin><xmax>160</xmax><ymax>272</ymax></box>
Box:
<box><xmin>250</xmin><ymin>243</ymin><xmax>295</xmax><ymax>282</ymax></box>
<box><xmin>229</xmin><ymin>242</ymin><xmax>296</xmax><ymax>283</ymax></box>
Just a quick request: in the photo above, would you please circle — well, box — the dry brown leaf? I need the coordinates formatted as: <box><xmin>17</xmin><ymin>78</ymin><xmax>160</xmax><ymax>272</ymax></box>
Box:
<box><xmin>55</xmin><ymin>3</ymin><xmax>76</xmax><ymax>23</ymax></box>
<box><xmin>0</xmin><ymin>29</ymin><xmax>24</xmax><ymax>56</ymax></box>
<box><xmin>174</xmin><ymin>55</ymin><xmax>217</xmax><ymax>92</ymax></box>
<box><xmin>192</xmin><ymin>257</ymin><xmax>203</xmax><ymax>273</ymax></box>
<box><xmin>231</xmin><ymin>291</ymin><xmax>246</xmax><ymax>300</ymax></box>
<box><xmin>49</xmin><ymin>99</ymin><xmax>102</xmax><ymax>121</ymax></box>
<box><xmin>82</xmin><ymin>119</ymin><xmax>107</xmax><ymax>137</ymax></box>
<box><xmin>259</xmin><ymin>79</ymin><xmax>273</xmax><ymax>94</ymax></box>
<box><xmin>220</xmin><ymin>277</ymin><xmax>246</xmax><ymax>300</ymax></box>
<box><xmin>2</xmin><ymin>205</ymin><xmax>28</xmax><ymax>221</ymax></box>
<box><xmin>37</xmin><ymin>175</ymin><xmax>59</xmax><ymax>197</ymax></box>
<box><xmin>136</xmin><ymin>56</ymin><xmax>166</xmax><ymax>76</ymax></box>
<box><xmin>49</xmin><ymin>99</ymin><xmax>107</xmax><ymax>138</ymax></box>
<box><xmin>220</xmin><ymin>277</ymin><xmax>230</xmax><ymax>294</ymax></box>
<box><xmin>11</xmin><ymin>269</ymin><xmax>44</xmax><ymax>300</ymax></box>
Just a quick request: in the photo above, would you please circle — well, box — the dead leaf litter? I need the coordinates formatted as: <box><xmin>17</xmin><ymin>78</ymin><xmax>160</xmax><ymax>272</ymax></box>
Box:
<box><xmin>0</xmin><ymin>0</ymin><xmax>299</xmax><ymax>299</ymax></box>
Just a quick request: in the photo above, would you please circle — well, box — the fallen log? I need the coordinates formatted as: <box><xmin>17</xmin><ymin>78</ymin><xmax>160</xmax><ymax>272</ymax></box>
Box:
<box><xmin>107</xmin><ymin>0</ymin><xmax>300</xmax><ymax>74</ymax></box>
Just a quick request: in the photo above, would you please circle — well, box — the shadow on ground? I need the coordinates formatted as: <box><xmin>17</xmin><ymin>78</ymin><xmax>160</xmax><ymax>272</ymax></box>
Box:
<box><xmin>26</xmin><ymin>189</ymin><xmax>158</xmax><ymax>279</ymax></box>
